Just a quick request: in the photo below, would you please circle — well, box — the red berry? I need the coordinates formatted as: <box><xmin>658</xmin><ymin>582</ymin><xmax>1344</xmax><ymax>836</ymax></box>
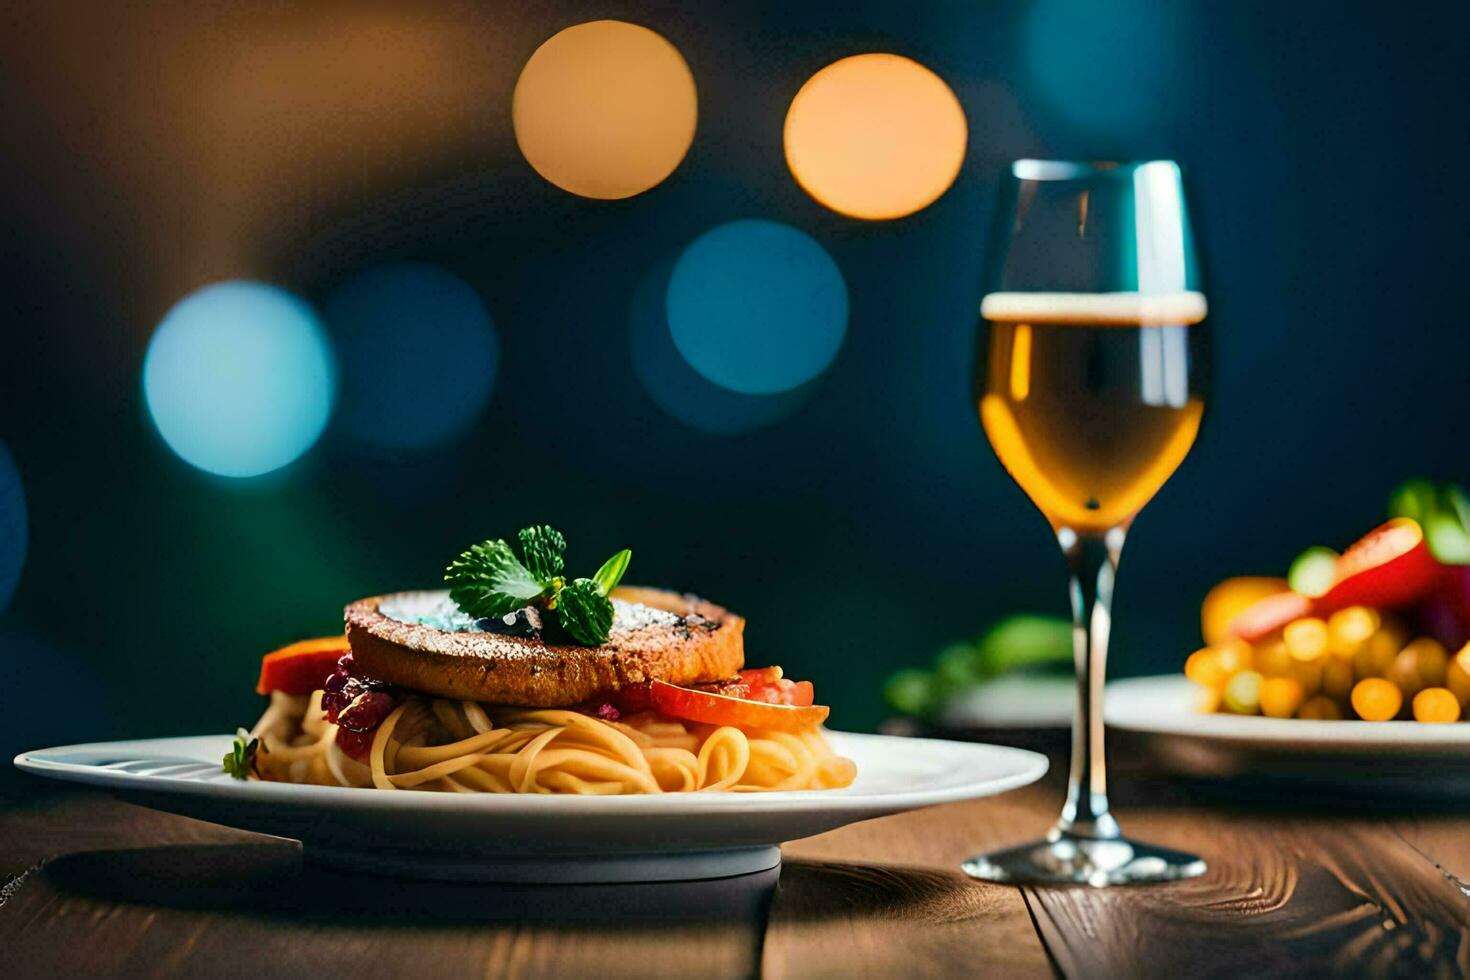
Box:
<box><xmin>335</xmin><ymin>726</ymin><xmax>375</xmax><ymax>761</ymax></box>
<box><xmin>338</xmin><ymin>691</ymin><xmax>395</xmax><ymax>732</ymax></box>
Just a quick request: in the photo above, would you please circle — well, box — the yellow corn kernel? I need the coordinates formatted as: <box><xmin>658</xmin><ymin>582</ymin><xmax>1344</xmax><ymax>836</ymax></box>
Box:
<box><xmin>1297</xmin><ymin>695</ymin><xmax>1344</xmax><ymax>720</ymax></box>
<box><xmin>1215</xmin><ymin>638</ymin><xmax>1254</xmax><ymax>675</ymax></box>
<box><xmin>1351</xmin><ymin>644</ymin><xmax>1376</xmax><ymax>681</ymax></box>
<box><xmin>1387</xmin><ymin>650</ymin><xmax>1424</xmax><ymax>699</ymax></box>
<box><xmin>1284</xmin><ymin>617</ymin><xmax>1329</xmax><ymax>663</ymax></box>
<box><xmin>1412</xmin><ymin>687</ymin><xmax>1461</xmax><ymax>724</ymax></box>
<box><xmin>1355</xmin><ymin>623</ymin><xmax>1404</xmax><ymax>679</ymax></box>
<box><xmin>1403</xmin><ymin>637</ymin><xmax>1448</xmax><ymax>688</ymax></box>
<box><xmin>1223</xmin><ymin>670</ymin><xmax>1263</xmax><ymax>715</ymax></box>
<box><xmin>1286</xmin><ymin>658</ymin><xmax>1323</xmax><ymax>698</ymax></box>
<box><xmin>1322</xmin><ymin>657</ymin><xmax>1355</xmax><ymax>701</ymax></box>
<box><xmin>1184</xmin><ymin>647</ymin><xmax>1227</xmax><ymax>689</ymax></box>
<box><xmin>1254</xmin><ymin>640</ymin><xmax>1292</xmax><ymax>678</ymax></box>
<box><xmin>1326</xmin><ymin>606</ymin><xmax>1378</xmax><ymax>660</ymax></box>
<box><xmin>1259</xmin><ymin>676</ymin><xmax>1305</xmax><ymax>718</ymax></box>
<box><xmin>1187</xmin><ymin>652</ymin><xmax>1223</xmax><ymax>690</ymax></box>
<box><xmin>1447</xmin><ymin>643</ymin><xmax>1470</xmax><ymax>704</ymax></box>
<box><xmin>1351</xmin><ymin>677</ymin><xmax>1402</xmax><ymax>722</ymax></box>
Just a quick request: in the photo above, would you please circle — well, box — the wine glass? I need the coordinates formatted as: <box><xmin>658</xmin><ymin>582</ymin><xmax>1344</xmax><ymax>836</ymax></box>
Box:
<box><xmin>962</xmin><ymin>160</ymin><xmax>1209</xmax><ymax>886</ymax></box>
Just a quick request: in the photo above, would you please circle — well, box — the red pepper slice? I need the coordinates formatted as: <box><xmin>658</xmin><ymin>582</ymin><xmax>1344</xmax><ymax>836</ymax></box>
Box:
<box><xmin>1316</xmin><ymin>518</ymin><xmax>1442</xmax><ymax>613</ymax></box>
<box><xmin>255</xmin><ymin>636</ymin><xmax>352</xmax><ymax>695</ymax></box>
<box><xmin>1230</xmin><ymin>519</ymin><xmax>1446</xmax><ymax>641</ymax></box>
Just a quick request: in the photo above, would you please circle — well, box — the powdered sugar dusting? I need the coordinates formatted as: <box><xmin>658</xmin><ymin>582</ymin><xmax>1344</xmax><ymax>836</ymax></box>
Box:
<box><xmin>379</xmin><ymin>591</ymin><xmax>481</xmax><ymax>632</ymax></box>
<box><xmin>610</xmin><ymin>597</ymin><xmax>680</xmax><ymax>632</ymax></box>
<box><xmin>378</xmin><ymin>589</ymin><xmax>679</xmax><ymax>637</ymax></box>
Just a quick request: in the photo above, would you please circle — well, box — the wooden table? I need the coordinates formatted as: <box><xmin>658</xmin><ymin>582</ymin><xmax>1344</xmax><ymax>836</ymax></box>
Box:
<box><xmin>2</xmin><ymin>760</ymin><xmax>1467</xmax><ymax>979</ymax></box>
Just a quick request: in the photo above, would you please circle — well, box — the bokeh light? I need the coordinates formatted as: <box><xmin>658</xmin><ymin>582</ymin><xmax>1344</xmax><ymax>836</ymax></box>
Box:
<box><xmin>1024</xmin><ymin>0</ymin><xmax>1183</xmax><ymax>134</ymax></box>
<box><xmin>143</xmin><ymin>281</ymin><xmax>334</xmax><ymax>478</ymax></box>
<box><xmin>631</xmin><ymin>259</ymin><xmax>811</xmax><ymax>435</ymax></box>
<box><xmin>0</xmin><ymin>442</ymin><xmax>26</xmax><ymax>612</ymax></box>
<box><xmin>513</xmin><ymin>20</ymin><xmax>698</xmax><ymax>200</ymax></box>
<box><xmin>784</xmin><ymin>53</ymin><xmax>967</xmax><ymax>220</ymax></box>
<box><xmin>324</xmin><ymin>263</ymin><xmax>498</xmax><ymax>452</ymax></box>
<box><xmin>666</xmin><ymin>220</ymin><xmax>848</xmax><ymax>396</ymax></box>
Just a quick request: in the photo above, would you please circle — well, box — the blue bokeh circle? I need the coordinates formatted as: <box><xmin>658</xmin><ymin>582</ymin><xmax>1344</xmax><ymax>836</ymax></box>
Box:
<box><xmin>324</xmin><ymin>263</ymin><xmax>498</xmax><ymax>452</ymax></box>
<box><xmin>631</xmin><ymin>258</ymin><xmax>811</xmax><ymax>435</ymax></box>
<box><xmin>1024</xmin><ymin>0</ymin><xmax>1183</xmax><ymax>134</ymax></box>
<box><xmin>143</xmin><ymin>281</ymin><xmax>335</xmax><ymax>478</ymax></box>
<box><xmin>665</xmin><ymin>220</ymin><xmax>848</xmax><ymax>395</ymax></box>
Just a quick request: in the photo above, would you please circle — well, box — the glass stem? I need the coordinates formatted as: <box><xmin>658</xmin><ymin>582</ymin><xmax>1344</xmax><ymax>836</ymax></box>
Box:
<box><xmin>1054</xmin><ymin>525</ymin><xmax>1126</xmax><ymax>840</ymax></box>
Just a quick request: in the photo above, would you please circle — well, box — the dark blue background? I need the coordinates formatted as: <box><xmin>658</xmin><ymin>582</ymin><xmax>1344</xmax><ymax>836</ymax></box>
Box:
<box><xmin>1</xmin><ymin>1</ymin><xmax>1466</xmax><ymax>763</ymax></box>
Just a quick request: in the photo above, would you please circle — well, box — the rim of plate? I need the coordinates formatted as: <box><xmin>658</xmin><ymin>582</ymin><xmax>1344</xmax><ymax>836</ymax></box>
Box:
<box><xmin>14</xmin><ymin>730</ymin><xmax>1049</xmax><ymax>814</ymax></box>
<box><xmin>1106</xmin><ymin>675</ymin><xmax>1470</xmax><ymax>749</ymax></box>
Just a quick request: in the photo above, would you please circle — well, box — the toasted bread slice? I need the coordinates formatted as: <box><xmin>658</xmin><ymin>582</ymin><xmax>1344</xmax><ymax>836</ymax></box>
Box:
<box><xmin>344</xmin><ymin>586</ymin><xmax>744</xmax><ymax>707</ymax></box>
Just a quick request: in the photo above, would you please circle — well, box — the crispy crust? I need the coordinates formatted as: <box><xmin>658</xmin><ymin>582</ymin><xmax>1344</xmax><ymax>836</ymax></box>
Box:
<box><xmin>344</xmin><ymin>586</ymin><xmax>745</xmax><ymax>707</ymax></box>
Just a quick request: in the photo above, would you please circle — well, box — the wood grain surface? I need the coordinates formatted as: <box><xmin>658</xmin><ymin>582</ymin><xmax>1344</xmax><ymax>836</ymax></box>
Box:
<box><xmin>3</xmin><ymin>771</ymin><xmax>1467</xmax><ymax>978</ymax></box>
<box><xmin>0</xmin><ymin>791</ymin><xmax>765</xmax><ymax>978</ymax></box>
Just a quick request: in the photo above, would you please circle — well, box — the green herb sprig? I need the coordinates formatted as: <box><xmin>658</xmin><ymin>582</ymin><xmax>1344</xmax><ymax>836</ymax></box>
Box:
<box><xmin>223</xmin><ymin>728</ymin><xmax>259</xmax><ymax>780</ymax></box>
<box><xmin>445</xmin><ymin>525</ymin><xmax>631</xmax><ymax>645</ymax></box>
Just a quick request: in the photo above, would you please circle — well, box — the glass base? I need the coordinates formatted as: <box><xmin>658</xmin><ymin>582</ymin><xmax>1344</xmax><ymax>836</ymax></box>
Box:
<box><xmin>961</xmin><ymin>831</ymin><xmax>1206</xmax><ymax>887</ymax></box>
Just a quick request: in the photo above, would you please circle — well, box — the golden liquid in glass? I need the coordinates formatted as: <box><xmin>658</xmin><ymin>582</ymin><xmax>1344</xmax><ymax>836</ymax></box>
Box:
<box><xmin>978</xmin><ymin>293</ymin><xmax>1207</xmax><ymax>534</ymax></box>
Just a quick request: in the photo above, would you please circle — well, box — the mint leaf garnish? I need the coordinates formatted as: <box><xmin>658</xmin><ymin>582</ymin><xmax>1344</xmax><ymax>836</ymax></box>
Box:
<box><xmin>557</xmin><ymin>578</ymin><xmax>615</xmax><ymax>645</ymax></box>
<box><xmin>592</xmin><ymin>549</ymin><xmax>631</xmax><ymax>597</ymax></box>
<box><xmin>444</xmin><ymin>527</ymin><xmax>630</xmax><ymax>646</ymax></box>
<box><xmin>445</xmin><ymin>539</ymin><xmax>547</xmax><ymax>619</ymax></box>
<box><xmin>223</xmin><ymin>728</ymin><xmax>258</xmax><ymax>780</ymax></box>
<box><xmin>518</xmin><ymin>525</ymin><xmax>566</xmax><ymax>583</ymax></box>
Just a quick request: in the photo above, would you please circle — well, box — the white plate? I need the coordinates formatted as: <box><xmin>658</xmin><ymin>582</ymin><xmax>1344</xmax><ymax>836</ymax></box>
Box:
<box><xmin>14</xmin><ymin>731</ymin><xmax>1047</xmax><ymax>883</ymax></box>
<box><xmin>1106</xmin><ymin>675</ymin><xmax>1470</xmax><ymax>797</ymax></box>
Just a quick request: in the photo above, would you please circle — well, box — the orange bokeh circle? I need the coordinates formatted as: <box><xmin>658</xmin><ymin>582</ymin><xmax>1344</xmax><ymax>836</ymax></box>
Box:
<box><xmin>513</xmin><ymin>20</ymin><xmax>697</xmax><ymax>200</ymax></box>
<box><xmin>785</xmin><ymin>54</ymin><xmax>967</xmax><ymax>220</ymax></box>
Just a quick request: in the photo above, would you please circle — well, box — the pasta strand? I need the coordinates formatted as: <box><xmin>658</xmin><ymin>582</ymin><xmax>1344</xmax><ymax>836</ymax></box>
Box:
<box><xmin>251</xmin><ymin>693</ymin><xmax>855</xmax><ymax>795</ymax></box>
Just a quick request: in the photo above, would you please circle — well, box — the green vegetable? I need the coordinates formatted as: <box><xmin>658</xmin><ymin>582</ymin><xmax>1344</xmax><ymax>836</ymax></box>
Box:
<box><xmin>1388</xmin><ymin>478</ymin><xmax>1438</xmax><ymax>526</ymax></box>
<box><xmin>1388</xmin><ymin>478</ymin><xmax>1470</xmax><ymax>564</ymax></box>
<box><xmin>883</xmin><ymin>669</ymin><xmax>937</xmax><ymax>717</ymax></box>
<box><xmin>977</xmin><ymin>615</ymin><xmax>1075</xmax><ymax>674</ymax></box>
<box><xmin>935</xmin><ymin>641</ymin><xmax>987</xmax><ymax>694</ymax></box>
<box><xmin>1424</xmin><ymin>511</ymin><xmax>1470</xmax><ymax>564</ymax></box>
<box><xmin>222</xmin><ymin>728</ymin><xmax>258</xmax><ymax>780</ymax></box>
<box><xmin>445</xmin><ymin>526</ymin><xmax>631</xmax><ymax>645</ymax></box>
<box><xmin>883</xmin><ymin>614</ymin><xmax>1073</xmax><ymax>718</ymax></box>
<box><xmin>1450</xmin><ymin>485</ymin><xmax>1470</xmax><ymax>532</ymax></box>
<box><xmin>1287</xmin><ymin>546</ymin><xmax>1339</xmax><ymax>598</ymax></box>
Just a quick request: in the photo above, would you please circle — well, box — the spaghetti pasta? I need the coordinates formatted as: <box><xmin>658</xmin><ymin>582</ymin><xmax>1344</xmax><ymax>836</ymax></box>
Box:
<box><xmin>251</xmin><ymin>690</ymin><xmax>856</xmax><ymax>794</ymax></box>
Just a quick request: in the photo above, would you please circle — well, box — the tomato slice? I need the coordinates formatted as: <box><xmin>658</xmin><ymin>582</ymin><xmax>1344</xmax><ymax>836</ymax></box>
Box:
<box><xmin>739</xmin><ymin>667</ymin><xmax>784</xmax><ymax>687</ymax></box>
<box><xmin>735</xmin><ymin>667</ymin><xmax>816</xmax><ymax>706</ymax></box>
<box><xmin>1317</xmin><ymin>518</ymin><xmax>1443</xmax><ymax>613</ymax></box>
<box><xmin>256</xmin><ymin>636</ymin><xmax>352</xmax><ymax>695</ymax></box>
<box><xmin>650</xmin><ymin>679</ymin><xmax>829</xmax><ymax>732</ymax></box>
